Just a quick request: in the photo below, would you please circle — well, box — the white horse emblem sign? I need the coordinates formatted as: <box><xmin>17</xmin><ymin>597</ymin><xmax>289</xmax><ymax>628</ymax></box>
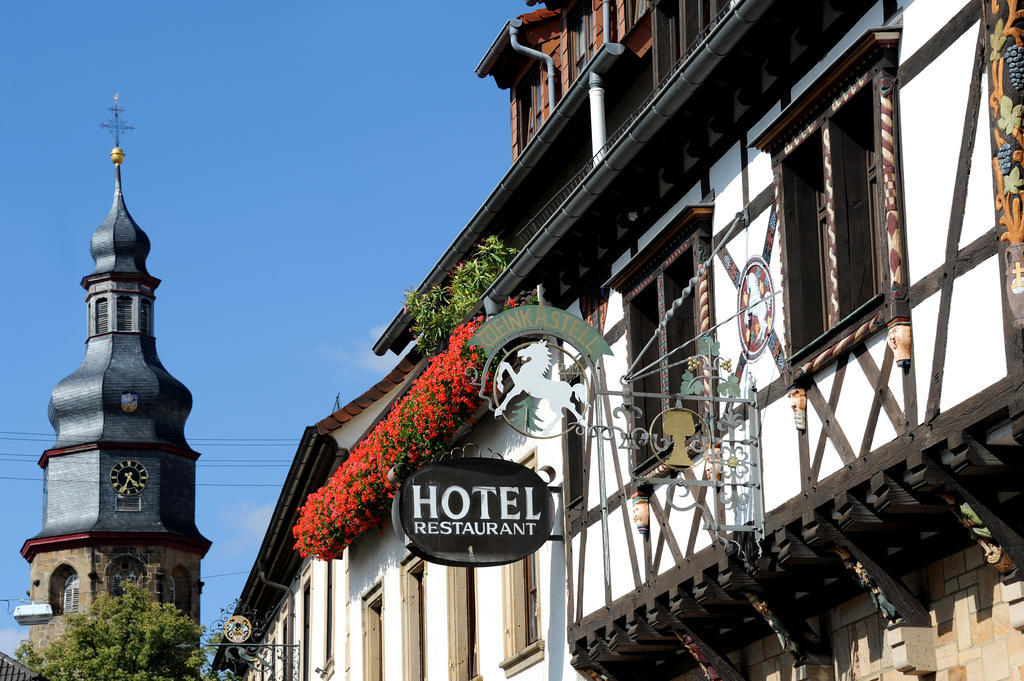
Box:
<box><xmin>492</xmin><ymin>340</ymin><xmax>591</xmax><ymax>438</ymax></box>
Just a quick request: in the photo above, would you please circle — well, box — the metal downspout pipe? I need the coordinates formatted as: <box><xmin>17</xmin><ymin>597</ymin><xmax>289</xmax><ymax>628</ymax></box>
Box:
<box><xmin>589</xmin><ymin>73</ymin><xmax>607</xmax><ymax>159</ymax></box>
<box><xmin>509</xmin><ymin>23</ymin><xmax>557</xmax><ymax>115</ymax></box>
<box><xmin>602</xmin><ymin>0</ymin><xmax>611</xmax><ymax>45</ymax></box>
<box><xmin>481</xmin><ymin>0</ymin><xmax>774</xmax><ymax>311</ymax></box>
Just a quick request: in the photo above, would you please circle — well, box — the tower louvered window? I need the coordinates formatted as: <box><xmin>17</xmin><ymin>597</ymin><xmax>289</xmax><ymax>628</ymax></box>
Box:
<box><xmin>63</xmin><ymin>573</ymin><xmax>79</xmax><ymax>613</ymax></box>
<box><xmin>95</xmin><ymin>298</ymin><xmax>109</xmax><ymax>334</ymax></box>
<box><xmin>116</xmin><ymin>494</ymin><xmax>141</xmax><ymax>512</ymax></box>
<box><xmin>139</xmin><ymin>300</ymin><xmax>151</xmax><ymax>335</ymax></box>
<box><xmin>116</xmin><ymin>296</ymin><xmax>133</xmax><ymax>332</ymax></box>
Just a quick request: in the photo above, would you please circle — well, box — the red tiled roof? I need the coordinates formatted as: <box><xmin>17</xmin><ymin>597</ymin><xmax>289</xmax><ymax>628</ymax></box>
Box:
<box><xmin>518</xmin><ymin>8</ymin><xmax>560</xmax><ymax>24</ymax></box>
<box><xmin>315</xmin><ymin>351</ymin><xmax>420</xmax><ymax>434</ymax></box>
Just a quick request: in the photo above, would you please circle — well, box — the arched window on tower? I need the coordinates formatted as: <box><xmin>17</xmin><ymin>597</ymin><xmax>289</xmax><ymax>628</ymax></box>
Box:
<box><xmin>139</xmin><ymin>299</ymin><xmax>151</xmax><ymax>335</ymax></box>
<box><xmin>49</xmin><ymin>565</ymin><xmax>79</xmax><ymax>615</ymax></box>
<box><xmin>116</xmin><ymin>296</ymin><xmax>133</xmax><ymax>332</ymax></box>
<box><xmin>110</xmin><ymin>556</ymin><xmax>144</xmax><ymax>596</ymax></box>
<box><xmin>95</xmin><ymin>298</ymin><xmax>109</xmax><ymax>334</ymax></box>
<box><xmin>171</xmin><ymin>565</ymin><xmax>191</xmax><ymax>614</ymax></box>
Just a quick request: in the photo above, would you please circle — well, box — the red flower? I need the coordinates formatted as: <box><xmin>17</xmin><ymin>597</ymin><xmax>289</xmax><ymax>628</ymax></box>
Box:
<box><xmin>293</xmin><ymin>318</ymin><xmax>486</xmax><ymax>560</ymax></box>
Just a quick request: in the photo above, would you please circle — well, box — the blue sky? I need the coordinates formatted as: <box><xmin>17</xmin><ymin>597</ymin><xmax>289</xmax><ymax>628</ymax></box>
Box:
<box><xmin>0</xmin><ymin>2</ymin><xmax>524</xmax><ymax>653</ymax></box>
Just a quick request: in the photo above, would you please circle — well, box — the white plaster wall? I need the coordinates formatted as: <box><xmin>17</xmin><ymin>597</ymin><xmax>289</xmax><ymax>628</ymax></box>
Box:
<box><xmin>940</xmin><ymin>256</ymin><xmax>1006</xmax><ymax>412</ymax></box>
<box><xmin>746</xmin><ymin>148</ymin><xmax>774</xmax><ymax>198</ymax></box>
<box><xmin>911</xmin><ymin>291</ymin><xmax>941</xmax><ymax>425</ymax></box>
<box><xmin>709</xmin><ymin>143</ymin><xmax>744</xmax><ymax>235</ymax></box>
<box><xmin>900</xmin><ymin>0</ymin><xmax>971</xmax><ymax>59</ymax></box>
<box><xmin>900</xmin><ymin>22</ymin><xmax>980</xmax><ymax>285</ymax></box>
<box><xmin>961</xmin><ymin>75</ymin><xmax>996</xmax><ymax>249</ymax></box>
<box><xmin>831</xmin><ymin>354</ymin><xmax>881</xmax><ymax>458</ymax></box>
<box><xmin>759</xmin><ymin>393</ymin><xmax>802</xmax><ymax>511</ymax></box>
<box><xmin>865</xmin><ymin>333</ymin><xmax>904</xmax><ymax>452</ymax></box>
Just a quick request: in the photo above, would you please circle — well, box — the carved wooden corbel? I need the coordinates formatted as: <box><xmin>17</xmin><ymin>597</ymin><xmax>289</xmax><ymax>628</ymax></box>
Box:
<box><xmin>802</xmin><ymin>515</ymin><xmax>931</xmax><ymax>627</ymax></box>
<box><xmin>922</xmin><ymin>462</ymin><xmax>1024</xmax><ymax>574</ymax></box>
<box><xmin>803</xmin><ymin>515</ymin><xmax>936</xmax><ymax>675</ymax></box>
<box><xmin>657</xmin><ymin>613</ymin><xmax>748</xmax><ymax>681</ymax></box>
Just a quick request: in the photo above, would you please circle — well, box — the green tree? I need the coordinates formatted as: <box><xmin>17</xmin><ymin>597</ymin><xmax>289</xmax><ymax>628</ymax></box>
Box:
<box><xmin>16</xmin><ymin>582</ymin><xmax>205</xmax><ymax>681</ymax></box>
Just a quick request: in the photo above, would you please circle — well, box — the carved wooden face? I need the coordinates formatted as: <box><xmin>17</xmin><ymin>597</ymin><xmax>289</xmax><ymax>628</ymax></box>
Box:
<box><xmin>887</xmin><ymin>324</ymin><xmax>912</xmax><ymax>365</ymax></box>
<box><xmin>788</xmin><ymin>388</ymin><xmax>807</xmax><ymax>430</ymax></box>
<box><xmin>630</xmin><ymin>492</ymin><xmax>650</xmax><ymax>536</ymax></box>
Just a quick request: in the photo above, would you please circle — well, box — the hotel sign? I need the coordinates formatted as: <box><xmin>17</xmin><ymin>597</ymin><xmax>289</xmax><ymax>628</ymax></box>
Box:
<box><xmin>392</xmin><ymin>458</ymin><xmax>554</xmax><ymax>567</ymax></box>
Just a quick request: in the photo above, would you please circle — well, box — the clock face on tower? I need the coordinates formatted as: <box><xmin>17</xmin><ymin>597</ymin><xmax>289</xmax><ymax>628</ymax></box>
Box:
<box><xmin>109</xmin><ymin>460</ymin><xmax>148</xmax><ymax>496</ymax></box>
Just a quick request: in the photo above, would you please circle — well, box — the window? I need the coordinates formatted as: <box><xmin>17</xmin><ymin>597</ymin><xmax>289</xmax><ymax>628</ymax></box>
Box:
<box><xmin>654</xmin><ymin>0</ymin><xmax>720</xmax><ymax>79</ymax></box>
<box><xmin>447</xmin><ymin>568</ymin><xmax>478</xmax><ymax>681</ymax></box>
<box><xmin>110</xmin><ymin>557</ymin><xmax>143</xmax><ymax>596</ymax></box>
<box><xmin>401</xmin><ymin>559</ymin><xmax>426</xmax><ymax>681</ymax></box>
<box><xmin>363</xmin><ymin>585</ymin><xmax>383</xmax><ymax>681</ymax></box>
<box><xmin>625</xmin><ymin>0</ymin><xmax>649</xmax><ymax>32</ymax></box>
<box><xmin>172</xmin><ymin>565</ymin><xmax>191</xmax><ymax>614</ymax></box>
<box><xmin>116</xmin><ymin>296</ymin><xmax>133</xmax><ymax>332</ymax></box>
<box><xmin>284</xmin><ymin>604</ymin><xmax>295</xmax><ymax>681</ymax></box>
<box><xmin>780</xmin><ymin>89</ymin><xmax>880</xmax><ymax>352</ymax></box>
<box><xmin>50</xmin><ymin>566</ymin><xmax>79</xmax><ymax>615</ymax></box>
<box><xmin>608</xmin><ymin>207</ymin><xmax>711</xmax><ymax>472</ymax></box>
<box><xmin>325</xmin><ymin>561</ymin><xmax>334</xmax><ymax>664</ymax></box>
<box><xmin>516</xmin><ymin>70</ymin><xmax>544</xmax><ymax>150</ymax></box>
<box><xmin>755</xmin><ymin>33</ymin><xmax>901</xmax><ymax>358</ymax></box>
<box><xmin>303</xmin><ymin>581</ymin><xmax>311</xmax><ymax>681</ymax></box>
<box><xmin>95</xmin><ymin>298</ymin><xmax>109</xmax><ymax>334</ymax></box>
<box><xmin>140</xmin><ymin>299</ymin><xmax>151</xmax><ymax>335</ymax></box>
<box><xmin>64</xmin><ymin>572</ymin><xmax>80</xmax><ymax>613</ymax></box>
<box><xmin>116</xmin><ymin>494</ymin><xmax>141</xmax><ymax>512</ymax></box>
<box><xmin>569</xmin><ymin>4</ymin><xmax>593</xmax><ymax>81</ymax></box>
<box><xmin>501</xmin><ymin>553</ymin><xmax>543</xmax><ymax>675</ymax></box>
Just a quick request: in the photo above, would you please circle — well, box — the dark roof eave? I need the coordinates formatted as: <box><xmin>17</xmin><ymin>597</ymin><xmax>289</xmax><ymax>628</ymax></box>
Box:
<box><xmin>479</xmin><ymin>0</ymin><xmax>773</xmax><ymax>309</ymax></box>
<box><xmin>213</xmin><ymin>426</ymin><xmax>337</xmax><ymax>669</ymax></box>
<box><xmin>475</xmin><ymin>19</ymin><xmax>515</xmax><ymax>79</ymax></box>
<box><xmin>372</xmin><ymin>42</ymin><xmax>627</xmax><ymax>356</ymax></box>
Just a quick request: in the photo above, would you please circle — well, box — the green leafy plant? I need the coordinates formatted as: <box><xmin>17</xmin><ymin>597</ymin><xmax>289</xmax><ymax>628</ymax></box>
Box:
<box><xmin>404</xmin><ymin>236</ymin><xmax>517</xmax><ymax>354</ymax></box>
<box><xmin>16</xmin><ymin>582</ymin><xmax>209</xmax><ymax>681</ymax></box>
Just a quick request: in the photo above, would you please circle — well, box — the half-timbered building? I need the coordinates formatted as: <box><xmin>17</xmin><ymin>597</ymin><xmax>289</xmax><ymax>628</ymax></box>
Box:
<box><xmin>225</xmin><ymin>2</ymin><xmax>1024</xmax><ymax>681</ymax></box>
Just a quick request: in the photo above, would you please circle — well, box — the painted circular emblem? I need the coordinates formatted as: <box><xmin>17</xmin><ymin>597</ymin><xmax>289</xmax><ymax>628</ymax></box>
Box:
<box><xmin>491</xmin><ymin>339</ymin><xmax>591</xmax><ymax>439</ymax></box>
<box><xmin>736</xmin><ymin>256</ymin><xmax>775</xmax><ymax>361</ymax></box>
<box><xmin>224</xmin><ymin>615</ymin><xmax>253</xmax><ymax>643</ymax></box>
<box><xmin>120</xmin><ymin>392</ymin><xmax>138</xmax><ymax>413</ymax></box>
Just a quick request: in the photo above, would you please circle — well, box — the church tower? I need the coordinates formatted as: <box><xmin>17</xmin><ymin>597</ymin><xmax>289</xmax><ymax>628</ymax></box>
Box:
<box><xmin>21</xmin><ymin>134</ymin><xmax>210</xmax><ymax>645</ymax></box>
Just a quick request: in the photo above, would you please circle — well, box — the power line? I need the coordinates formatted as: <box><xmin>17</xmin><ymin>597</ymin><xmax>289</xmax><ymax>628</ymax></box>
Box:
<box><xmin>0</xmin><ymin>457</ymin><xmax>292</xmax><ymax>466</ymax></box>
<box><xmin>0</xmin><ymin>475</ymin><xmax>284</xmax><ymax>488</ymax></box>
<box><xmin>0</xmin><ymin>430</ymin><xmax>297</xmax><ymax>441</ymax></box>
<box><xmin>203</xmin><ymin>570</ymin><xmax>252</xmax><ymax>579</ymax></box>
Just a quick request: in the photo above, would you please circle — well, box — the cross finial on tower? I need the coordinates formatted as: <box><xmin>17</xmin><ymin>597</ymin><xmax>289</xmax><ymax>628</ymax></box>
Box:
<box><xmin>99</xmin><ymin>93</ymin><xmax>134</xmax><ymax>165</ymax></box>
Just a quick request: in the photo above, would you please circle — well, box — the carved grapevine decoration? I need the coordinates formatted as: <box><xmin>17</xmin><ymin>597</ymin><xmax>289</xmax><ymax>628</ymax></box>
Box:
<box><xmin>988</xmin><ymin>0</ymin><xmax>1024</xmax><ymax>326</ymax></box>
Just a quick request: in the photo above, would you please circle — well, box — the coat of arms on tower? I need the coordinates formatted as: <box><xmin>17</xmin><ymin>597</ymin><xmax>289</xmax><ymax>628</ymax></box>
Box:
<box><xmin>120</xmin><ymin>392</ymin><xmax>138</xmax><ymax>413</ymax></box>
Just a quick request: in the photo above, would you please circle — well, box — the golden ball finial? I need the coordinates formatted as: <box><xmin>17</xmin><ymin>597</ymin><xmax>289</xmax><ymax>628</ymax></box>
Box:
<box><xmin>110</xmin><ymin>147</ymin><xmax>125</xmax><ymax>165</ymax></box>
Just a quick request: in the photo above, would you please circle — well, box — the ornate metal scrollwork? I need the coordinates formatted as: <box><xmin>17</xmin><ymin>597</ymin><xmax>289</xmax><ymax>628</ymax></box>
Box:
<box><xmin>206</xmin><ymin>600</ymin><xmax>298</xmax><ymax>681</ymax></box>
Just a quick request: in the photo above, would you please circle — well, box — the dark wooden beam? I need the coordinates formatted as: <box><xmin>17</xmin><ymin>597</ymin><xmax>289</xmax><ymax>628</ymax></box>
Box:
<box><xmin>803</xmin><ymin>514</ymin><xmax>931</xmax><ymax>626</ymax></box>
<box><xmin>917</xmin><ymin>461</ymin><xmax>1024</xmax><ymax>575</ymax></box>
<box><xmin>650</xmin><ymin>606</ymin><xmax>750</xmax><ymax>681</ymax></box>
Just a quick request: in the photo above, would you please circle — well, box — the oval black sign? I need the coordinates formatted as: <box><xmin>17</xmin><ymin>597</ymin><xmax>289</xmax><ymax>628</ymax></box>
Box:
<box><xmin>392</xmin><ymin>458</ymin><xmax>554</xmax><ymax>567</ymax></box>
